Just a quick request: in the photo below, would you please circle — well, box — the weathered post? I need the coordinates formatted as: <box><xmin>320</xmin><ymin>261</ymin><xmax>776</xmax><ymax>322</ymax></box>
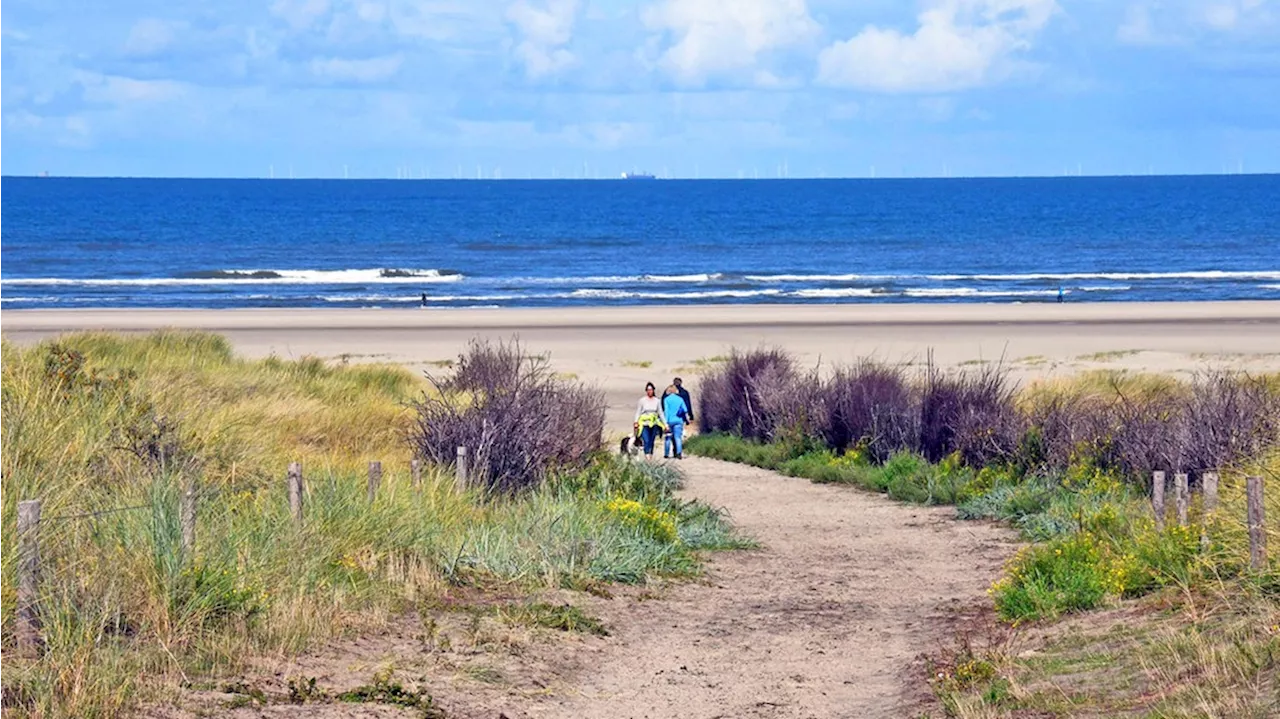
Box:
<box><xmin>1248</xmin><ymin>476</ymin><xmax>1267</xmax><ymax>571</ymax></box>
<box><xmin>16</xmin><ymin>499</ymin><xmax>42</xmax><ymax>656</ymax></box>
<box><xmin>1201</xmin><ymin>471</ymin><xmax>1220</xmax><ymax>550</ymax></box>
<box><xmin>411</xmin><ymin>459</ymin><xmax>422</xmax><ymax>490</ymax></box>
<box><xmin>1202</xmin><ymin>471</ymin><xmax>1219</xmax><ymax>514</ymax></box>
<box><xmin>456</xmin><ymin>446</ymin><xmax>468</xmax><ymax>492</ymax></box>
<box><xmin>181</xmin><ymin>477</ymin><xmax>197</xmax><ymax>559</ymax></box>
<box><xmin>287</xmin><ymin>462</ymin><xmax>304</xmax><ymax>524</ymax></box>
<box><xmin>367</xmin><ymin>461</ymin><xmax>382</xmax><ymax>502</ymax></box>
<box><xmin>1152</xmin><ymin>471</ymin><xmax>1166</xmax><ymax>531</ymax></box>
<box><xmin>1174</xmin><ymin>472</ymin><xmax>1189</xmax><ymax>527</ymax></box>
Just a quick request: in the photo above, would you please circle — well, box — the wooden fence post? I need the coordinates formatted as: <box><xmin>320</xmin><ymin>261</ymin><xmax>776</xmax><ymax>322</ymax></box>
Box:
<box><xmin>180</xmin><ymin>478</ymin><xmax>197</xmax><ymax>559</ymax></box>
<box><xmin>411</xmin><ymin>459</ymin><xmax>422</xmax><ymax>490</ymax></box>
<box><xmin>1174</xmin><ymin>472</ymin><xmax>1189</xmax><ymax>527</ymax></box>
<box><xmin>17</xmin><ymin>499</ymin><xmax>42</xmax><ymax>656</ymax></box>
<box><xmin>367</xmin><ymin>461</ymin><xmax>382</xmax><ymax>502</ymax></box>
<box><xmin>1152</xmin><ymin>471</ymin><xmax>1166</xmax><ymax>531</ymax></box>
<box><xmin>287</xmin><ymin>462</ymin><xmax>304</xmax><ymax>524</ymax></box>
<box><xmin>1201</xmin><ymin>471</ymin><xmax>1220</xmax><ymax>550</ymax></box>
<box><xmin>1202</xmin><ymin>472</ymin><xmax>1219</xmax><ymax>514</ymax></box>
<box><xmin>1248</xmin><ymin>476</ymin><xmax>1267</xmax><ymax>571</ymax></box>
<box><xmin>456</xmin><ymin>446</ymin><xmax>468</xmax><ymax>491</ymax></box>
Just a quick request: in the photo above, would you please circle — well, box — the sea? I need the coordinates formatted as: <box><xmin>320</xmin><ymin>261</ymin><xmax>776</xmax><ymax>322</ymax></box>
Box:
<box><xmin>2</xmin><ymin>175</ymin><xmax>1278</xmax><ymax>309</ymax></box>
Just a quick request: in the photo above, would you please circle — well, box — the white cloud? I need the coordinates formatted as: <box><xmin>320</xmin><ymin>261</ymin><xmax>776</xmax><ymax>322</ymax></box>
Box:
<box><xmin>124</xmin><ymin>19</ymin><xmax>186</xmax><ymax>57</ymax></box>
<box><xmin>310</xmin><ymin>55</ymin><xmax>403</xmax><ymax>82</ymax></box>
<box><xmin>2</xmin><ymin>111</ymin><xmax>92</xmax><ymax>148</ymax></box>
<box><xmin>506</xmin><ymin>0</ymin><xmax>580</xmax><ymax>78</ymax></box>
<box><xmin>272</xmin><ymin>0</ymin><xmax>332</xmax><ymax>31</ymax></box>
<box><xmin>1117</xmin><ymin>0</ymin><xmax>1274</xmax><ymax>44</ymax></box>
<box><xmin>5</xmin><ymin>110</ymin><xmax>46</xmax><ymax>131</ymax></box>
<box><xmin>1200</xmin><ymin>0</ymin><xmax>1267</xmax><ymax>30</ymax></box>
<box><xmin>817</xmin><ymin>0</ymin><xmax>1058</xmax><ymax>93</ymax></box>
<box><xmin>643</xmin><ymin>0</ymin><xmax>820</xmax><ymax>86</ymax></box>
<box><xmin>385</xmin><ymin>2</ymin><xmax>506</xmax><ymax>43</ymax></box>
<box><xmin>78</xmin><ymin>73</ymin><xmax>188</xmax><ymax>104</ymax></box>
<box><xmin>1117</xmin><ymin>3</ymin><xmax>1165</xmax><ymax>45</ymax></box>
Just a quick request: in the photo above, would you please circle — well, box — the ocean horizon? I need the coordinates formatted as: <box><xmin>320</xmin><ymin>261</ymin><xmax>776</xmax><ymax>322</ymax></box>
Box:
<box><xmin>3</xmin><ymin>174</ymin><xmax>1278</xmax><ymax>310</ymax></box>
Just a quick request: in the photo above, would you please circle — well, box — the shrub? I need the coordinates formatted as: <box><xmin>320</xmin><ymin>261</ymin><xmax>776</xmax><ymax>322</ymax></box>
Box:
<box><xmin>1109</xmin><ymin>390</ymin><xmax>1193</xmax><ymax>478</ymax></box>
<box><xmin>1182</xmin><ymin>370</ymin><xmax>1280</xmax><ymax>474</ymax></box>
<box><xmin>698</xmin><ymin>347</ymin><xmax>800</xmax><ymax>441</ymax></box>
<box><xmin>410</xmin><ymin>339</ymin><xmax>605</xmax><ymax>493</ymax></box>
<box><xmin>1020</xmin><ymin>392</ymin><xmax>1115</xmax><ymax>474</ymax></box>
<box><xmin>919</xmin><ymin>359</ymin><xmax>1022</xmax><ymax>466</ymax></box>
<box><xmin>696</xmin><ymin>347</ymin><xmax>1278</xmax><ymax>490</ymax></box>
<box><xmin>815</xmin><ymin>360</ymin><xmax>917</xmax><ymax>462</ymax></box>
<box><xmin>992</xmin><ymin>533</ymin><xmax>1111</xmax><ymax>622</ymax></box>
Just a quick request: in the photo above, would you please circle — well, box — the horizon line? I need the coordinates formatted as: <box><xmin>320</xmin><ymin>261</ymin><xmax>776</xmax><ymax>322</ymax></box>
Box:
<box><xmin>4</xmin><ymin>171</ymin><xmax>1278</xmax><ymax>182</ymax></box>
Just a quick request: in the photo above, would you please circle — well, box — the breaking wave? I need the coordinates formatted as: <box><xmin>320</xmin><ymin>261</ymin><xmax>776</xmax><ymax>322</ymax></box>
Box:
<box><xmin>1</xmin><ymin>268</ymin><xmax>464</xmax><ymax>286</ymax></box>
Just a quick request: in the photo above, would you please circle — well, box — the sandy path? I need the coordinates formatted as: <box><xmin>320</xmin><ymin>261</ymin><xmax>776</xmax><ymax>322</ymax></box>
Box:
<box><xmin>525</xmin><ymin>456</ymin><xmax>1016</xmax><ymax>719</ymax></box>
<box><xmin>169</xmin><ymin>456</ymin><xmax>1015</xmax><ymax>719</ymax></box>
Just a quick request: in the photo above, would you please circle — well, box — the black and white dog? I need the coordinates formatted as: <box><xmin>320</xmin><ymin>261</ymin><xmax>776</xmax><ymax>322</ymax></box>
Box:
<box><xmin>619</xmin><ymin>433</ymin><xmax>641</xmax><ymax>456</ymax></box>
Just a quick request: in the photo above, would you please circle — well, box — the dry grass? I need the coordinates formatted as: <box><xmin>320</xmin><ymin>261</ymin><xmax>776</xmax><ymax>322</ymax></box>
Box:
<box><xmin>1076</xmin><ymin>349</ymin><xmax>1145</xmax><ymax>362</ymax></box>
<box><xmin>930</xmin><ymin>453</ymin><xmax>1280</xmax><ymax>718</ymax></box>
<box><xmin>935</xmin><ymin>588</ymin><xmax>1279</xmax><ymax>718</ymax></box>
<box><xmin>0</xmin><ymin>332</ymin><xmax>741</xmax><ymax>718</ymax></box>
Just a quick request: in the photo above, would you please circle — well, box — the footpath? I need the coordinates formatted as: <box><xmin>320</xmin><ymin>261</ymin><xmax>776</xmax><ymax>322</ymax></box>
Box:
<box><xmin>529</xmin><ymin>456</ymin><xmax>1016</xmax><ymax>719</ymax></box>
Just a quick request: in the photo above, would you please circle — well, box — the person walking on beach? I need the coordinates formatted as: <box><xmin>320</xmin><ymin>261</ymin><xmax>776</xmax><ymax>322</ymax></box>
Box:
<box><xmin>634</xmin><ymin>382</ymin><xmax>666</xmax><ymax>459</ymax></box>
<box><xmin>662</xmin><ymin>384</ymin><xmax>689</xmax><ymax>459</ymax></box>
<box><xmin>1057</xmin><ymin>286</ymin><xmax>1064</xmax><ymax>304</ymax></box>
<box><xmin>421</xmin><ymin>292</ymin><xmax>428</xmax><ymax>307</ymax></box>
<box><xmin>673</xmin><ymin>377</ymin><xmax>694</xmax><ymax>425</ymax></box>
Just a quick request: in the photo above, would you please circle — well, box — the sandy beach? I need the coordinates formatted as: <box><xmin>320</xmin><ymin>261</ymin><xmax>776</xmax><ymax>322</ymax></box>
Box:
<box><xmin>5</xmin><ymin>301</ymin><xmax>1280</xmax><ymax>430</ymax></box>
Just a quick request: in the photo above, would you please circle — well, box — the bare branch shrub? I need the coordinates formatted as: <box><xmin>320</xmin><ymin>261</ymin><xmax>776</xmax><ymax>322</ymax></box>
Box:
<box><xmin>919</xmin><ymin>358</ymin><xmax>1022</xmax><ymax>465</ymax></box>
<box><xmin>696</xmin><ymin>346</ymin><xmax>1279</xmax><ymax>483</ymax></box>
<box><xmin>410</xmin><ymin>339</ymin><xmax>604</xmax><ymax>493</ymax></box>
<box><xmin>1021</xmin><ymin>391</ymin><xmax>1117</xmax><ymax>473</ymax></box>
<box><xmin>699</xmin><ymin>348</ymin><xmax>799</xmax><ymax>441</ymax></box>
<box><xmin>816</xmin><ymin>360</ymin><xmax>917</xmax><ymax>462</ymax></box>
<box><xmin>1182</xmin><ymin>370</ymin><xmax>1280</xmax><ymax>474</ymax></box>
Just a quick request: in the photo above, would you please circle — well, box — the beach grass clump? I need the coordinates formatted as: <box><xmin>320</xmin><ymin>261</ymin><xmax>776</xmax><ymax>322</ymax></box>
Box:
<box><xmin>1</xmin><ymin>333</ymin><xmax>744</xmax><ymax>719</ymax></box>
<box><xmin>410</xmin><ymin>339</ymin><xmax>605</xmax><ymax>494</ymax></box>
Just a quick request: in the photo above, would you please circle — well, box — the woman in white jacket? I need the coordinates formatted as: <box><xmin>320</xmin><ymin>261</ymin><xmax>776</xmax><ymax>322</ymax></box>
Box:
<box><xmin>633</xmin><ymin>382</ymin><xmax>666</xmax><ymax>458</ymax></box>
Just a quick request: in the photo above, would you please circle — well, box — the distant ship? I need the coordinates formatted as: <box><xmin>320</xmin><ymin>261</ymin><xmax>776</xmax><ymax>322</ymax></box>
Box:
<box><xmin>621</xmin><ymin>171</ymin><xmax>657</xmax><ymax>180</ymax></box>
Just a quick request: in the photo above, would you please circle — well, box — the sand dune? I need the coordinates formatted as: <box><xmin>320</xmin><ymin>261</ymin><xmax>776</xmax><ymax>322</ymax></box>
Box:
<box><xmin>5</xmin><ymin>302</ymin><xmax>1280</xmax><ymax>431</ymax></box>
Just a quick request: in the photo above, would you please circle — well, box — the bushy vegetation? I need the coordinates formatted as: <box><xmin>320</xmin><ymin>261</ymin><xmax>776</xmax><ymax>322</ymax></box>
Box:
<box><xmin>698</xmin><ymin>348</ymin><xmax>1280</xmax><ymax>480</ymax></box>
<box><xmin>698</xmin><ymin>347</ymin><xmax>801</xmax><ymax>442</ymax></box>
<box><xmin>690</xmin><ymin>348</ymin><xmax>1279</xmax><ymax>623</ymax></box>
<box><xmin>411</xmin><ymin>339</ymin><xmax>605</xmax><ymax>493</ymax></box>
<box><xmin>1</xmin><ymin>333</ymin><xmax>746</xmax><ymax>718</ymax></box>
<box><xmin>694</xmin><ymin>348</ymin><xmax>1280</xmax><ymax>717</ymax></box>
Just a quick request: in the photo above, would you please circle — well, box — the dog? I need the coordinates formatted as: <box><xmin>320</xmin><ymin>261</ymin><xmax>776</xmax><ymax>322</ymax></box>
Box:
<box><xmin>620</xmin><ymin>424</ymin><xmax>666</xmax><ymax>457</ymax></box>
<box><xmin>620</xmin><ymin>433</ymin><xmax>641</xmax><ymax>456</ymax></box>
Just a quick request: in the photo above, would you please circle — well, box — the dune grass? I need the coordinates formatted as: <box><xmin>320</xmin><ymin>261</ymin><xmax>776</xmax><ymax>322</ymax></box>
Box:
<box><xmin>0</xmin><ymin>332</ymin><xmax>746</xmax><ymax>718</ymax></box>
<box><xmin>686</xmin><ymin>358</ymin><xmax>1280</xmax><ymax>717</ymax></box>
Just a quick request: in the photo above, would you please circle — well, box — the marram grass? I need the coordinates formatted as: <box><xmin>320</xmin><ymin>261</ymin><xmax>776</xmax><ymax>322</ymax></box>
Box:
<box><xmin>0</xmin><ymin>332</ymin><xmax>744</xmax><ymax>718</ymax></box>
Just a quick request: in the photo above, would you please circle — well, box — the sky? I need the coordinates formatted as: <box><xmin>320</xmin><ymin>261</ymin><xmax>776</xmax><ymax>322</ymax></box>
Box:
<box><xmin>2</xmin><ymin>0</ymin><xmax>1279</xmax><ymax>179</ymax></box>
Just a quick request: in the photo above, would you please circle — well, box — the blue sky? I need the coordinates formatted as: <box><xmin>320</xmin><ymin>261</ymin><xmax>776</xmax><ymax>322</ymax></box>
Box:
<box><xmin>3</xmin><ymin>0</ymin><xmax>1279</xmax><ymax>178</ymax></box>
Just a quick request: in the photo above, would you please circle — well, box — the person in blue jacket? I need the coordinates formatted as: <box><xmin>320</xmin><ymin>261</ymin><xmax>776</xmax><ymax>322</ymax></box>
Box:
<box><xmin>662</xmin><ymin>384</ymin><xmax>689</xmax><ymax>459</ymax></box>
